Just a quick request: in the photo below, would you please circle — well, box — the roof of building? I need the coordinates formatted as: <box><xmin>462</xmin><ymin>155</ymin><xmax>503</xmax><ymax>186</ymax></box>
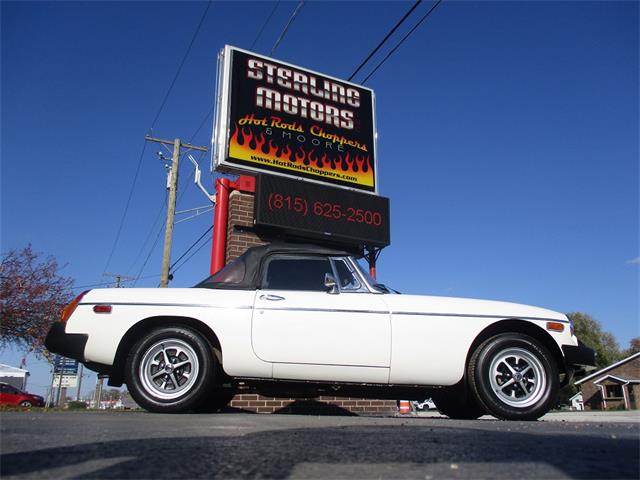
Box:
<box><xmin>0</xmin><ymin>363</ymin><xmax>30</xmax><ymax>376</ymax></box>
<box><xmin>575</xmin><ymin>352</ymin><xmax>640</xmax><ymax>385</ymax></box>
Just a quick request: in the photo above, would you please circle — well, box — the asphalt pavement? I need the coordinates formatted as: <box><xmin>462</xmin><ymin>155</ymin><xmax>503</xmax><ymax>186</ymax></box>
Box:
<box><xmin>1</xmin><ymin>410</ymin><xmax>638</xmax><ymax>479</ymax></box>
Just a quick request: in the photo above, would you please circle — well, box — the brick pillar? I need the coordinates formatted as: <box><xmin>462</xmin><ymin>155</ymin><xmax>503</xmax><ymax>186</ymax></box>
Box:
<box><xmin>224</xmin><ymin>188</ymin><xmax>397</xmax><ymax>416</ymax></box>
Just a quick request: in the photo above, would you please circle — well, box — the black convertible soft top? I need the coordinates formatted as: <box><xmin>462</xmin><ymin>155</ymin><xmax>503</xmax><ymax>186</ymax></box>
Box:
<box><xmin>194</xmin><ymin>242</ymin><xmax>356</xmax><ymax>290</ymax></box>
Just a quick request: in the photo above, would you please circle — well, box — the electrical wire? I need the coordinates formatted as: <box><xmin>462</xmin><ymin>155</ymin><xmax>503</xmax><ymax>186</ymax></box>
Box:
<box><xmin>348</xmin><ymin>0</ymin><xmax>423</xmax><ymax>81</ymax></box>
<box><xmin>102</xmin><ymin>140</ymin><xmax>148</xmax><ymax>275</ymax></box>
<box><xmin>269</xmin><ymin>0</ymin><xmax>305</xmax><ymax>56</ymax></box>
<box><xmin>250</xmin><ymin>1</ymin><xmax>281</xmax><ymax>51</ymax></box>
<box><xmin>361</xmin><ymin>0</ymin><xmax>443</xmax><ymax>84</ymax></box>
<box><xmin>169</xmin><ymin>225</ymin><xmax>213</xmax><ymax>272</ymax></box>
<box><xmin>72</xmin><ymin>274</ymin><xmax>160</xmax><ymax>290</ymax></box>
<box><xmin>132</xmin><ymin>219</ymin><xmax>166</xmax><ymax>287</ymax></box>
<box><xmin>149</xmin><ymin>0</ymin><xmax>213</xmax><ymax>131</ymax></box>
<box><xmin>171</xmin><ymin>234</ymin><xmax>212</xmax><ymax>275</ymax></box>
<box><xmin>102</xmin><ymin>1</ymin><xmax>212</xmax><ymax>278</ymax></box>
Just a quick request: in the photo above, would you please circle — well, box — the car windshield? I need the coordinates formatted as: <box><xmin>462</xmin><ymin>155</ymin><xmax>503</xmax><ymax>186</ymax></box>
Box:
<box><xmin>353</xmin><ymin>257</ymin><xmax>396</xmax><ymax>294</ymax></box>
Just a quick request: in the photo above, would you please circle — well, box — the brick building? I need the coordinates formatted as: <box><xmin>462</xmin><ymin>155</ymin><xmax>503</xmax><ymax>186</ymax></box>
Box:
<box><xmin>575</xmin><ymin>352</ymin><xmax>640</xmax><ymax>410</ymax></box>
<box><xmin>222</xmin><ymin>187</ymin><xmax>398</xmax><ymax>415</ymax></box>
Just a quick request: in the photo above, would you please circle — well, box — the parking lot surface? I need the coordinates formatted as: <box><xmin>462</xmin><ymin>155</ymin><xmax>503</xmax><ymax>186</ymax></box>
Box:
<box><xmin>1</xmin><ymin>410</ymin><xmax>638</xmax><ymax>479</ymax></box>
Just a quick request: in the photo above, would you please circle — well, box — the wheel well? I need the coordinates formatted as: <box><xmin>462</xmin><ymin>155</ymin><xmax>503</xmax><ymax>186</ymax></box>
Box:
<box><xmin>107</xmin><ymin>316</ymin><xmax>223</xmax><ymax>387</ymax></box>
<box><xmin>466</xmin><ymin>319</ymin><xmax>566</xmax><ymax>376</ymax></box>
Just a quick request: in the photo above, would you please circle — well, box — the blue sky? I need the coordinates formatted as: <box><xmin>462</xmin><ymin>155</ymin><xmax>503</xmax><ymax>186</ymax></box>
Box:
<box><xmin>2</xmin><ymin>1</ymin><xmax>638</xmax><ymax>397</ymax></box>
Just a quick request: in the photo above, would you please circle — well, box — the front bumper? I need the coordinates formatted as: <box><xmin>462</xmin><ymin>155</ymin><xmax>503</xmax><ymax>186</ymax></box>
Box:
<box><xmin>44</xmin><ymin>322</ymin><xmax>88</xmax><ymax>362</ymax></box>
<box><xmin>562</xmin><ymin>340</ymin><xmax>596</xmax><ymax>367</ymax></box>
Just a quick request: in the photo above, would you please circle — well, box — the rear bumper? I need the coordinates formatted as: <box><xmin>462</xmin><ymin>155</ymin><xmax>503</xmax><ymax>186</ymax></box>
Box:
<box><xmin>44</xmin><ymin>322</ymin><xmax>88</xmax><ymax>362</ymax></box>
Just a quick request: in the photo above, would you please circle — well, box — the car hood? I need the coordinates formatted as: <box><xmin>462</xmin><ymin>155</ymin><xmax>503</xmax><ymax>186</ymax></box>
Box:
<box><xmin>381</xmin><ymin>294</ymin><xmax>567</xmax><ymax>321</ymax></box>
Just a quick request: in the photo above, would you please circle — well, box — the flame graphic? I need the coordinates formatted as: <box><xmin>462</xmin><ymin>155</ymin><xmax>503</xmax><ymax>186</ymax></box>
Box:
<box><xmin>228</xmin><ymin>124</ymin><xmax>374</xmax><ymax>187</ymax></box>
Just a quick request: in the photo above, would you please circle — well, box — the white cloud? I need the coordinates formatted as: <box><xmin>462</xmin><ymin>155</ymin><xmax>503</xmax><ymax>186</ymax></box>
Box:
<box><xmin>626</xmin><ymin>257</ymin><xmax>640</xmax><ymax>265</ymax></box>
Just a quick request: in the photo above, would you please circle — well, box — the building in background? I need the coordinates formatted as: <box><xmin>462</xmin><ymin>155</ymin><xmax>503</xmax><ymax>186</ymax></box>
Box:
<box><xmin>576</xmin><ymin>352</ymin><xmax>640</xmax><ymax>410</ymax></box>
<box><xmin>0</xmin><ymin>364</ymin><xmax>30</xmax><ymax>390</ymax></box>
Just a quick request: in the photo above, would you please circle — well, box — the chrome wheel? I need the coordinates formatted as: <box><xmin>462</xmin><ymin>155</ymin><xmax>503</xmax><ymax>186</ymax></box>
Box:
<box><xmin>488</xmin><ymin>347</ymin><xmax>546</xmax><ymax>408</ymax></box>
<box><xmin>139</xmin><ymin>339</ymin><xmax>200</xmax><ymax>400</ymax></box>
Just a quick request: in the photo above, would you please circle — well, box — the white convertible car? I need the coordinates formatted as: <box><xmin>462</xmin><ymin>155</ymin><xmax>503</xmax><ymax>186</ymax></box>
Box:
<box><xmin>46</xmin><ymin>243</ymin><xmax>594</xmax><ymax>420</ymax></box>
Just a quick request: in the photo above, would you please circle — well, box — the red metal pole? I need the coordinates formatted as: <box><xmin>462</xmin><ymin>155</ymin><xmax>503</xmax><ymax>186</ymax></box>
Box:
<box><xmin>210</xmin><ymin>177</ymin><xmax>230</xmax><ymax>274</ymax></box>
<box><xmin>368</xmin><ymin>249</ymin><xmax>376</xmax><ymax>279</ymax></box>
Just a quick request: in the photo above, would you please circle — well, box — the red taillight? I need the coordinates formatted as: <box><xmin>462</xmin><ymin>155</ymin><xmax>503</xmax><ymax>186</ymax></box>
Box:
<box><xmin>93</xmin><ymin>305</ymin><xmax>112</xmax><ymax>314</ymax></box>
<box><xmin>61</xmin><ymin>290</ymin><xmax>90</xmax><ymax>323</ymax></box>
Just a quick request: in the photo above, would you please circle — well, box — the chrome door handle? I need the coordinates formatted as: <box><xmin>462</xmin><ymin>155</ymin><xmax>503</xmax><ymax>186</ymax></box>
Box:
<box><xmin>259</xmin><ymin>294</ymin><xmax>285</xmax><ymax>301</ymax></box>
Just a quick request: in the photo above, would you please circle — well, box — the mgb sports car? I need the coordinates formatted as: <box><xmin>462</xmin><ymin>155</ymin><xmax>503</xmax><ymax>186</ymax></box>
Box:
<box><xmin>46</xmin><ymin>242</ymin><xmax>594</xmax><ymax>420</ymax></box>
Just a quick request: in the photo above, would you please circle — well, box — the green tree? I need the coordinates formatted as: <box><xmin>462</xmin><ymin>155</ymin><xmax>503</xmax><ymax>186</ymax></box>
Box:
<box><xmin>0</xmin><ymin>245</ymin><xmax>73</xmax><ymax>357</ymax></box>
<box><xmin>568</xmin><ymin>312</ymin><xmax>622</xmax><ymax>369</ymax></box>
<box><xmin>558</xmin><ymin>312</ymin><xmax>623</xmax><ymax>405</ymax></box>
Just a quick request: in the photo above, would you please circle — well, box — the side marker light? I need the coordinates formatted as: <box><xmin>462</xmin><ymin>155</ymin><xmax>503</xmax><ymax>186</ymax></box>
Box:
<box><xmin>546</xmin><ymin>322</ymin><xmax>565</xmax><ymax>332</ymax></box>
<box><xmin>93</xmin><ymin>305</ymin><xmax>113</xmax><ymax>314</ymax></box>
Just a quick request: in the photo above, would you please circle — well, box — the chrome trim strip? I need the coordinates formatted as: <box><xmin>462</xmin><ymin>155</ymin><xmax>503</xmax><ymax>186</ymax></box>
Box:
<box><xmin>391</xmin><ymin>311</ymin><xmax>569</xmax><ymax>323</ymax></box>
<box><xmin>80</xmin><ymin>302</ymin><xmax>566</xmax><ymax>323</ymax></box>
<box><xmin>258</xmin><ymin>306</ymin><xmax>388</xmax><ymax>315</ymax></box>
<box><xmin>259</xmin><ymin>305</ymin><xmax>568</xmax><ymax>323</ymax></box>
<box><xmin>80</xmin><ymin>302</ymin><xmax>253</xmax><ymax>310</ymax></box>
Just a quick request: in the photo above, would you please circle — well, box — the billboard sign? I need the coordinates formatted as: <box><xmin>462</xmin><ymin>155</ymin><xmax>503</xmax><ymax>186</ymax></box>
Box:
<box><xmin>52</xmin><ymin>375</ymin><xmax>78</xmax><ymax>388</ymax></box>
<box><xmin>213</xmin><ymin>45</ymin><xmax>378</xmax><ymax>193</ymax></box>
<box><xmin>53</xmin><ymin>356</ymin><xmax>78</xmax><ymax>375</ymax></box>
<box><xmin>255</xmin><ymin>174</ymin><xmax>390</xmax><ymax>247</ymax></box>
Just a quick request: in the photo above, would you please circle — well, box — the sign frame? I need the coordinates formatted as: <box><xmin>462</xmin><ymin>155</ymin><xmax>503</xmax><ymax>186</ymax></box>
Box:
<box><xmin>212</xmin><ymin>45</ymin><xmax>379</xmax><ymax>195</ymax></box>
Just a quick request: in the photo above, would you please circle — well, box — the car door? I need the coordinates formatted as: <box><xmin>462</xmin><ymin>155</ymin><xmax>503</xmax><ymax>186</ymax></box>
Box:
<box><xmin>251</xmin><ymin>255</ymin><xmax>391</xmax><ymax>383</ymax></box>
<box><xmin>0</xmin><ymin>383</ymin><xmax>20</xmax><ymax>405</ymax></box>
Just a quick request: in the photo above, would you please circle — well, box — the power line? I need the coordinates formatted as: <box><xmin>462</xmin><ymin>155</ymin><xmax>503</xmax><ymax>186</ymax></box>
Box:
<box><xmin>102</xmin><ymin>1</ymin><xmax>212</xmax><ymax>277</ymax></box>
<box><xmin>361</xmin><ymin>0</ymin><xmax>443</xmax><ymax>84</ymax></box>
<box><xmin>149</xmin><ymin>0</ymin><xmax>213</xmax><ymax>131</ymax></box>
<box><xmin>348</xmin><ymin>0</ymin><xmax>423</xmax><ymax>81</ymax></box>
<box><xmin>251</xmin><ymin>1</ymin><xmax>281</xmax><ymax>51</ymax></box>
<box><xmin>269</xmin><ymin>0</ymin><xmax>305</xmax><ymax>56</ymax></box>
<box><xmin>170</xmin><ymin>225</ymin><xmax>213</xmax><ymax>272</ymax></box>
<box><xmin>102</xmin><ymin>140</ymin><xmax>148</xmax><ymax>275</ymax></box>
<box><xmin>125</xmin><ymin>191</ymin><xmax>167</xmax><ymax>276</ymax></box>
<box><xmin>133</xmin><ymin>219</ymin><xmax>166</xmax><ymax>287</ymax></box>
<box><xmin>172</xmin><ymin>233</ymin><xmax>212</xmax><ymax>275</ymax></box>
<box><xmin>73</xmin><ymin>274</ymin><xmax>160</xmax><ymax>290</ymax></box>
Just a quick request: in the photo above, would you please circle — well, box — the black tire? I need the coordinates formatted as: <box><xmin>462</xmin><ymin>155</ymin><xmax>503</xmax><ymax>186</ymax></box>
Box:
<box><xmin>19</xmin><ymin>400</ymin><xmax>33</xmax><ymax>407</ymax></box>
<box><xmin>468</xmin><ymin>333</ymin><xmax>559</xmax><ymax>421</ymax></box>
<box><xmin>431</xmin><ymin>388</ymin><xmax>486</xmax><ymax>420</ymax></box>
<box><xmin>125</xmin><ymin>326</ymin><xmax>216</xmax><ymax>413</ymax></box>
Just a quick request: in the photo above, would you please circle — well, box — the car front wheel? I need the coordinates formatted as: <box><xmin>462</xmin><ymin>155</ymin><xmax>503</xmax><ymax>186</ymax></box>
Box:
<box><xmin>19</xmin><ymin>400</ymin><xmax>33</xmax><ymax>407</ymax></box>
<box><xmin>468</xmin><ymin>333</ymin><xmax>559</xmax><ymax>421</ymax></box>
<box><xmin>125</xmin><ymin>326</ymin><xmax>215</xmax><ymax>413</ymax></box>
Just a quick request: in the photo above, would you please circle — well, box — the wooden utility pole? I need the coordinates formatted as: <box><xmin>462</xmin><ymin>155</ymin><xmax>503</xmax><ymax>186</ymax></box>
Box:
<box><xmin>144</xmin><ymin>135</ymin><xmax>208</xmax><ymax>287</ymax></box>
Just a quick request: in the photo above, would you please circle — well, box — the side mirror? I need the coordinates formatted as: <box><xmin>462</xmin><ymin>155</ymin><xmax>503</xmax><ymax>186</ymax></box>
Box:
<box><xmin>324</xmin><ymin>273</ymin><xmax>339</xmax><ymax>294</ymax></box>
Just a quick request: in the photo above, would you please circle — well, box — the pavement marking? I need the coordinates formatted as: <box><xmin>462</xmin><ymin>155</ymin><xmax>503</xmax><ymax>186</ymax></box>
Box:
<box><xmin>3</xmin><ymin>456</ymin><xmax>135</xmax><ymax>480</ymax></box>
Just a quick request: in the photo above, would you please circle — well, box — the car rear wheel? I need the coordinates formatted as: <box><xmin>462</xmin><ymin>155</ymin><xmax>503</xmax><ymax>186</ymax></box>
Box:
<box><xmin>468</xmin><ymin>333</ymin><xmax>559</xmax><ymax>421</ymax></box>
<box><xmin>19</xmin><ymin>400</ymin><xmax>33</xmax><ymax>407</ymax></box>
<box><xmin>125</xmin><ymin>326</ymin><xmax>215</xmax><ymax>413</ymax></box>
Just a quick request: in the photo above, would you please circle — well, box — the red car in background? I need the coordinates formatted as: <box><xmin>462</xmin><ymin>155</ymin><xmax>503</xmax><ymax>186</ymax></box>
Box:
<box><xmin>0</xmin><ymin>382</ymin><xmax>45</xmax><ymax>407</ymax></box>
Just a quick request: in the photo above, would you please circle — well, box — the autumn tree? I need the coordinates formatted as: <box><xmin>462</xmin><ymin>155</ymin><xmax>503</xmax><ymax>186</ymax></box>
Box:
<box><xmin>624</xmin><ymin>337</ymin><xmax>640</xmax><ymax>357</ymax></box>
<box><xmin>0</xmin><ymin>245</ymin><xmax>73</xmax><ymax>357</ymax></box>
